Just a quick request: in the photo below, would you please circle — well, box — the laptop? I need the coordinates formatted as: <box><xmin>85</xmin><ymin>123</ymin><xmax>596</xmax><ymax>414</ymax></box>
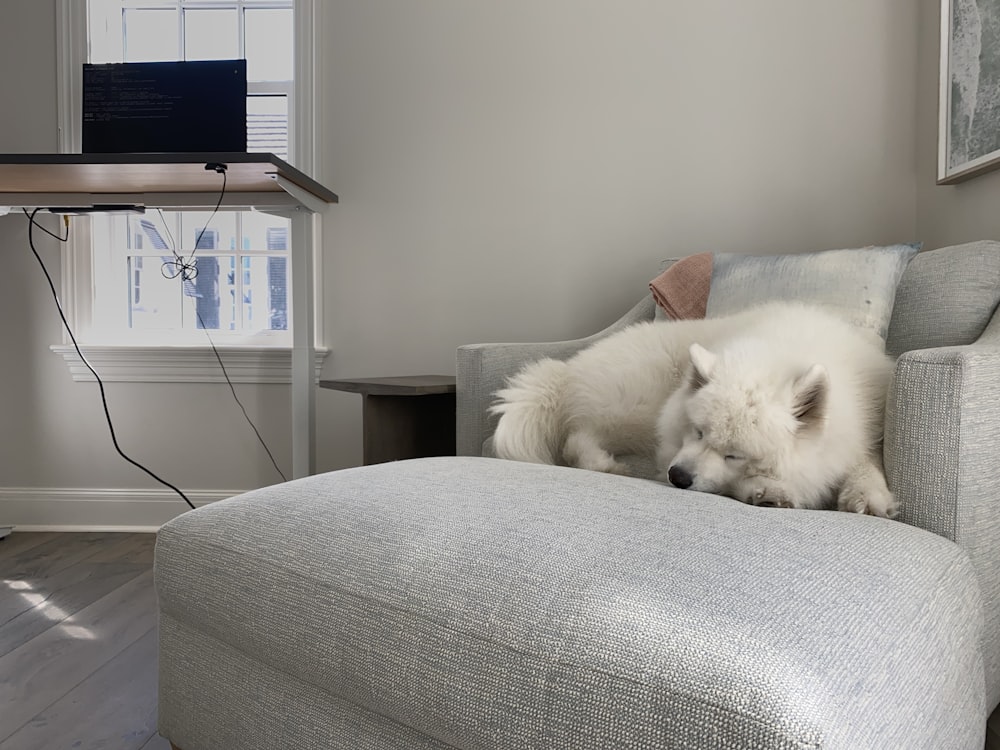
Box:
<box><xmin>82</xmin><ymin>59</ymin><xmax>247</xmax><ymax>153</ymax></box>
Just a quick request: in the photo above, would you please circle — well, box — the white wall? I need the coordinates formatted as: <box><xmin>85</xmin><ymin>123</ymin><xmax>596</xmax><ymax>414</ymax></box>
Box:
<box><xmin>1</xmin><ymin>0</ymin><xmax>921</xmax><ymax>528</ymax></box>
<box><xmin>318</xmin><ymin>1</ymin><xmax>919</xmax><ymax>353</ymax></box>
<box><xmin>915</xmin><ymin>0</ymin><xmax>1000</xmax><ymax>245</ymax></box>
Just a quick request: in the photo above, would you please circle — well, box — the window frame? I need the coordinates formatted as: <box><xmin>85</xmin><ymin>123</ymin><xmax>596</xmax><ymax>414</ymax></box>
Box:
<box><xmin>54</xmin><ymin>0</ymin><xmax>326</xmax><ymax>383</ymax></box>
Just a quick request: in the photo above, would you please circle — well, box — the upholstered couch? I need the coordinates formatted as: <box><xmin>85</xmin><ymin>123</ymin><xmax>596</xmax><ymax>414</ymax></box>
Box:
<box><xmin>156</xmin><ymin>241</ymin><xmax>1000</xmax><ymax>749</ymax></box>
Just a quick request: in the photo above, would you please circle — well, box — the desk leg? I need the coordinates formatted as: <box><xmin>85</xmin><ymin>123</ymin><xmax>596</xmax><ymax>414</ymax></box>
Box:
<box><xmin>290</xmin><ymin>208</ymin><xmax>316</xmax><ymax>479</ymax></box>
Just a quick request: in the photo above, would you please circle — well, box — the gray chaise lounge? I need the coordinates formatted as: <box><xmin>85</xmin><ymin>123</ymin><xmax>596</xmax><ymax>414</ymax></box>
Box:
<box><xmin>156</xmin><ymin>241</ymin><xmax>1000</xmax><ymax>749</ymax></box>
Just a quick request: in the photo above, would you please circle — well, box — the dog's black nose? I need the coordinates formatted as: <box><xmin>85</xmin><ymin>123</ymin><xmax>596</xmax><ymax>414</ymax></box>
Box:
<box><xmin>667</xmin><ymin>465</ymin><xmax>692</xmax><ymax>489</ymax></box>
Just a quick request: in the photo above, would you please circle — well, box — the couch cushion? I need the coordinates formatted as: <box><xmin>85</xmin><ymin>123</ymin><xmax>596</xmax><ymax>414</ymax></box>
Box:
<box><xmin>706</xmin><ymin>244</ymin><xmax>919</xmax><ymax>340</ymax></box>
<box><xmin>886</xmin><ymin>240</ymin><xmax>1000</xmax><ymax>357</ymax></box>
<box><xmin>156</xmin><ymin>457</ymin><xmax>985</xmax><ymax>750</ymax></box>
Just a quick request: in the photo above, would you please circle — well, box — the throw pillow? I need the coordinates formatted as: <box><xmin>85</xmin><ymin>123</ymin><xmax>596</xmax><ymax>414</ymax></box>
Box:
<box><xmin>705</xmin><ymin>244</ymin><xmax>920</xmax><ymax>340</ymax></box>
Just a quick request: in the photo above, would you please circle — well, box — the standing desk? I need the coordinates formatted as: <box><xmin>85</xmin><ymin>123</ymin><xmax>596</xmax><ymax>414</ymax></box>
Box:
<box><xmin>0</xmin><ymin>152</ymin><xmax>338</xmax><ymax>481</ymax></box>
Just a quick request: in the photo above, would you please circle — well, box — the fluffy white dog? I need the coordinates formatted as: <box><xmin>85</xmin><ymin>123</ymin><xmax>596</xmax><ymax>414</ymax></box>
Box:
<box><xmin>490</xmin><ymin>302</ymin><xmax>897</xmax><ymax>517</ymax></box>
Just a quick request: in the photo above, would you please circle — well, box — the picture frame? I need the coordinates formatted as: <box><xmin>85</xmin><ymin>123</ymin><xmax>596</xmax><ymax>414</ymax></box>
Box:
<box><xmin>938</xmin><ymin>0</ymin><xmax>1000</xmax><ymax>184</ymax></box>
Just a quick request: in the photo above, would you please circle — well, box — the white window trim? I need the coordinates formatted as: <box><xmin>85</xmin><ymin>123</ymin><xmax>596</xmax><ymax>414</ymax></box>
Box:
<box><xmin>54</xmin><ymin>0</ymin><xmax>326</xmax><ymax>384</ymax></box>
<box><xmin>50</xmin><ymin>344</ymin><xmax>327</xmax><ymax>383</ymax></box>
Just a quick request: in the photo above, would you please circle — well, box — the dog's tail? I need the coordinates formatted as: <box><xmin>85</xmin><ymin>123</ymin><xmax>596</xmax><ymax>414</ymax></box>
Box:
<box><xmin>489</xmin><ymin>357</ymin><xmax>569</xmax><ymax>464</ymax></box>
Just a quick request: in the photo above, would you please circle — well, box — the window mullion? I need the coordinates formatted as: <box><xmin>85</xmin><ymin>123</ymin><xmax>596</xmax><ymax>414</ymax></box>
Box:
<box><xmin>237</xmin><ymin>252</ymin><xmax>245</xmax><ymax>331</ymax></box>
<box><xmin>237</xmin><ymin>0</ymin><xmax>246</xmax><ymax>59</ymax></box>
<box><xmin>233</xmin><ymin>212</ymin><xmax>243</xmax><ymax>332</ymax></box>
<box><xmin>177</xmin><ymin>4</ymin><xmax>185</xmax><ymax>59</ymax></box>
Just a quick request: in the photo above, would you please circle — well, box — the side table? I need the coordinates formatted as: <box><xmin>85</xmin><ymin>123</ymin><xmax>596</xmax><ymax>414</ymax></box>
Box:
<box><xmin>319</xmin><ymin>375</ymin><xmax>457</xmax><ymax>465</ymax></box>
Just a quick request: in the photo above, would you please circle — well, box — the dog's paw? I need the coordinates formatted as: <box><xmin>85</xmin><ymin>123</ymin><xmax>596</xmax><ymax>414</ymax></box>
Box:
<box><xmin>735</xmin><ymin>477</ymin><xmax>793</xmax><ymax>509</ymax></box>
<box><xmin>577</xmin><ymin>453</ymin><xmax>631</xmax><ymax>476</ymax></box>
<box><xmin>837</xmin><ymin>482</ymin><xmax>897</xmax><ymax>518</ymax></box>
<box><xmin>602</xmin><ymin>460</ymin><xmax>632</xmax><ymax>477</ymax></box>
<box><xmin>563</xmin><ymin>431</ymin><xmax>632</xmax><ymax>477</ymax></box>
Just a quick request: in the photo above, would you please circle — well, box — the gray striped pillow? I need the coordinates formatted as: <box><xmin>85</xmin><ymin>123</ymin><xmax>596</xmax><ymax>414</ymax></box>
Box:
<box><xmin>705</xmin><ymin>244</ymin><xmax>919</xmax><ymax>340</ymax></box>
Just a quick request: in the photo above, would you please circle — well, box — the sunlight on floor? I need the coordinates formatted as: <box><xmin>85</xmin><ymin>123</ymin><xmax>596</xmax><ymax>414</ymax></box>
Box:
<box><xmin>3</xmin><ymin>578</ymin><xmax>96</xmax><ymax>639</ymax></box>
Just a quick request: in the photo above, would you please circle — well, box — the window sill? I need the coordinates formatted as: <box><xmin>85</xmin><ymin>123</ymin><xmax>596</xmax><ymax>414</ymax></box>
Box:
<box><xmin>51</xmin><ymin>344</ymin><xmax>329</xmax><ymax>384</ymax></box>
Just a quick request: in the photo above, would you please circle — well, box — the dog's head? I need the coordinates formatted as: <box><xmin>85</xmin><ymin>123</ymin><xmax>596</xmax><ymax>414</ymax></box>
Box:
<box><xmin>665</xmin><ymin>341</ymin><xmax>828</xmax><ymax>499</ymax></box>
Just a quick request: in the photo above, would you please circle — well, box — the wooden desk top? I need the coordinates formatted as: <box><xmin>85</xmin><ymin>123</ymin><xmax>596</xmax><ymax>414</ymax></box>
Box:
<box><xmin>320</xmin><ymin>375</ymin><xmax>457</xmax><ymax>396</ymax></box>
<box><xmin>0</xmin><ymin>152</ymin><xmax>338</xmax><ymax>203</ymax></box>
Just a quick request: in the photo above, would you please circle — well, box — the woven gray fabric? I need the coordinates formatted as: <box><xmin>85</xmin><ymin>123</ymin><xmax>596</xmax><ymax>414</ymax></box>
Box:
<box><xmin>158</xmin><ymin>613</ymin><xmax>456</xmax><ymax>750</ymax></box>
<box><xmin>885</xmin><ymin>311</ymin><xmax>1000</xmax><ymax>709</ymax></box>
<box><xmin>157</xmin><ymin>457</ymin><xmax>985</xmax><ymax>750</ymax></box>
<box><xmin>886</xmin><ymin>241</ymin><xmax>1000</xmax><ymax>358</ymax></box>
<box><xmin>456</xmin><ymin>295</ymin><xmax>655</xmax><ymax>457</ymax></box>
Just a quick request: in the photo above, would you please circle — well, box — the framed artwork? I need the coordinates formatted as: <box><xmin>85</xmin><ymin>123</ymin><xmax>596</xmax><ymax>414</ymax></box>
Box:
<box><xmin>939</xmin><ymin>0</ymin><xmax>1000</xmax><ymax>184</ymax></box>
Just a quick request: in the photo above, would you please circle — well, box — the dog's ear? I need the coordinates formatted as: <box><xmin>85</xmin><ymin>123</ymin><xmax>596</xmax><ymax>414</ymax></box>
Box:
<box><xmin>688</xmin><ymin>344</ymin><xmax>716</xmax><ymax>390</ymax></box>
<box><xmin>791</xmin><ymin>364</ymin><xmax>828</xmax><ymax>430</ymax></box>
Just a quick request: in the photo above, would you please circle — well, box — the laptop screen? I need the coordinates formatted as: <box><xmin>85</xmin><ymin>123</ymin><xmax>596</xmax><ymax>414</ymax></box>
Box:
<box><xmin>82</xmin><ymin>59</ymin><xmax>247</xmax><ymax>153</ymax></box>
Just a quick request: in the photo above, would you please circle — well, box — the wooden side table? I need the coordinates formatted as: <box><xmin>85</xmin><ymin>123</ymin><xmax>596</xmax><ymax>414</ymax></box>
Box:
<box><xmin>319</xmin><ymin>375</ymin><xmax>457</xmax><ymax>465</ymax></box>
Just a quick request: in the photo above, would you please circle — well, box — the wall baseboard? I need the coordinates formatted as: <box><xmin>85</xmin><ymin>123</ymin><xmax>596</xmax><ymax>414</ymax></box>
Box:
<box><xmin>0</xmin><ymin>487</ymin><xmax>243</xmax><ymax>532</ymax></box>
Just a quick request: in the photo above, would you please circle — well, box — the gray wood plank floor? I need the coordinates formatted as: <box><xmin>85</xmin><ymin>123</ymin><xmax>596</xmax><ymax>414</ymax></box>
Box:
<box><xmin>0</xmin><ymin>531</ymin><xmax>170</xmax><ymax>750</ymax></box>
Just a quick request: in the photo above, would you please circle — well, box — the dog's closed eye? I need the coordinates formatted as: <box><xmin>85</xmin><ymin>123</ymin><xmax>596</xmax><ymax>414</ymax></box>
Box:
<box><xmin>724</xmin><ymin>454</ymin><xmax>745</xmax><ymax>462</ymax></box>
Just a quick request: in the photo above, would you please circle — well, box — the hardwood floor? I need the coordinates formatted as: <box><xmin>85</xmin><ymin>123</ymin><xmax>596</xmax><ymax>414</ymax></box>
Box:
<box><xmin>0</xmin><ymin>532</ymin><xmax>170</xmax><ymax>750</ymax></box>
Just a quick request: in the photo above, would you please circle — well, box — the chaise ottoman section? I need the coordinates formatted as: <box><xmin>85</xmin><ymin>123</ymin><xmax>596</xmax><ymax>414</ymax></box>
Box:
<box><xmin>155</xmin><ymin>456</ymin><xmax>986</xmax><ymax>749</ymax></box>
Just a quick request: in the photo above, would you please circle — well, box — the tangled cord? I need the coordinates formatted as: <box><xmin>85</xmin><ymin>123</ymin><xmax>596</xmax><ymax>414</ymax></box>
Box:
<box><xmin>161</xmin><ymin>166</ymin><xmax>228</xmax><ymax>284</ymax></box>
<box><xmin>23</xmin><ymin>208</ymin><xmax>196</xmax><ymax>510</ymax></box>
<box><xmin>161</xmin><ymin>253</ymin><xmax>199</xmax><ymax>281</ymax></box>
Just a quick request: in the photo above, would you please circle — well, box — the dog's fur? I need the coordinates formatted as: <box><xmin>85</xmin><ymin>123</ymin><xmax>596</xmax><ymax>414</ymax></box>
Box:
<box><xmin>490</xmin><ymin>302</ymin><xmax>897</xmax><ymax>516</ymax></box>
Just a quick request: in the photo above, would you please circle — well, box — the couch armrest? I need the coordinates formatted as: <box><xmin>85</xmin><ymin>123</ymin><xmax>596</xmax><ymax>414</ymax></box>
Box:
<box><xmin>456</xmin><ymin>296</ymin><xmax>656</xmax><ymax>456</ymax></box>
<box><xmin>884</xmin><ymin>309</ymin><xmax>1000</xmax><ymax>707</ymax></box>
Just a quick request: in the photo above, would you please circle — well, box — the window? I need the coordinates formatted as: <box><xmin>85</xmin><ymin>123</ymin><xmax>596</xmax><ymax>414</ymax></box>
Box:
<box><xmin>55</xmin><ymin>0</ymin><xmax>323</xmax><ymax>380</ymax></box>
<box><xmin>89</xmin><ymin>0</ymin><xmax>294</xmax><ymax>160</ymax></box>
<box><xmin>90</xmin><ymin>210</ymin><xmax>290</xmax><ymax>344</ymax></box>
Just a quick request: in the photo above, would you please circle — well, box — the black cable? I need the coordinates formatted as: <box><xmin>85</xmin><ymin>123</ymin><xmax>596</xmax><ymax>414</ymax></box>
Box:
<box><xmin>196</xmin><ymin>311</ymin><xmax>288</xmax><ymax>484</ymax></box>
<box><xmin>153</xmin><ymin>167</ymin><xmax>288</xmax><ymax>483</ymax></box>
<box><xmin>160</xmin><ymin>168</ymin><xmax>226</xmax><ymax>281</ymax></box>
<box><xmin>156</xmin><ymin>208</ymin><xmax>194</xmax><ymax>283</ymax></box>
<box><xmin>30</xmin><ymin>214</ymin><xmax>70</xmax><ymax>242</ymax></box>
<box><xmin>23</xmin><ymin>208</ymin><xmax>196</xmax><ymax>510</ymax></box>
<box><xmin>187</xmin><ymin>166</ymin><xmax>227</xmax><ymax>264</ymax></box>
<box><xmin>156</xmin><ymin>208</ymin><xmax>177</xmax><ymax>249</ymax></box>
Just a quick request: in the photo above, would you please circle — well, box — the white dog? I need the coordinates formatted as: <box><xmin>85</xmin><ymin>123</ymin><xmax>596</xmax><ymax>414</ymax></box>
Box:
<box><xmin>490</xmin><ymin>302</ymin><xmax>897</xmax><ymax>517</ymax></box>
